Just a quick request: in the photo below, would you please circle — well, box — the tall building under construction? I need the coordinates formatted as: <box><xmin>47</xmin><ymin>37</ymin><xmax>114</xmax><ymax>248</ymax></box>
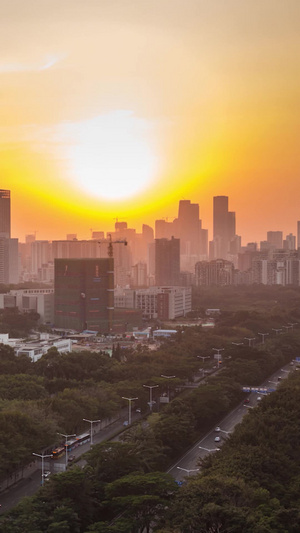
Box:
<box><xmin>54</xmin><ymin>258</ymin><xmax>114</xmax><ymax>332</ymax></box>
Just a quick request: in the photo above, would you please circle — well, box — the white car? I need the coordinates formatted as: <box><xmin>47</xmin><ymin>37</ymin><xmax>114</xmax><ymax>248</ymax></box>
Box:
<box><xmin>215</xmin><ymin>426</ymin><xmax>221</xmax><ymax>432</ymax></box>
<box><xmin>214</xmin><ymin>436</ymin><xmax>221</xmax><ymax>442</ymax></box>
<box><xmin>257</xmin><ymin>396</ymin><xmax>262</xmax><ymax>402</ymax></box>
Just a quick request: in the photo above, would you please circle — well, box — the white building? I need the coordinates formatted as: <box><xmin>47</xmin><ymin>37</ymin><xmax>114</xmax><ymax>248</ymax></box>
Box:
<box><xmin>0</xmin><ymin>333</ymin><xmax>72</xmax><ymax>362</ymax></box>
<box><xmin>115</xmin><ymin>286</ymin><xmax>191</xmax><ymax>320</ymax></box>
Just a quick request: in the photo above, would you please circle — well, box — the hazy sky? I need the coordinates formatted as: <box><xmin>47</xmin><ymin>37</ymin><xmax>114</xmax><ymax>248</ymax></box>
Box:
<box><xmin>1</xmin><ymin>0</ymin><xmax>299</xmax><ymax>243</ymax></box>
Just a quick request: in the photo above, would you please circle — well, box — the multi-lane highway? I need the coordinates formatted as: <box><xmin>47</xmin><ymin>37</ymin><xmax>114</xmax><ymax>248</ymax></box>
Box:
<box><xmin>0</xmin><ymin>362</ymin><xmax>294</xmax><ymax>512</ymax></box>
<box><xmin>168</xmin><ymin>363</ymin><xmax>294</xmax><ymax>483</ymax></box>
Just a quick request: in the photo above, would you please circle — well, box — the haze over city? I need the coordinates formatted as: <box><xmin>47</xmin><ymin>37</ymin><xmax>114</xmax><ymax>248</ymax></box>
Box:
<box><xmin>1</xmin><ymin>0</ymin><xmax>299</xmax><ymax>243</ymax></box>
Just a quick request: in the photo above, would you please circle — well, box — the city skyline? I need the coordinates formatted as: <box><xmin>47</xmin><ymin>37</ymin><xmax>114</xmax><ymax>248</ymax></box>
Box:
<box><xmin>1</xmin><ymin>1</ymin><xmax>299</xmax><ymax>243</ymax></box>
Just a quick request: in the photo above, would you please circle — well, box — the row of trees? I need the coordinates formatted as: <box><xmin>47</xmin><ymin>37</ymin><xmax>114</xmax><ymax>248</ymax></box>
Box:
<box><xmin>1</xmin><ymin>365</ymin><xmax>300</xmax><ymax>531</ymax></box>
<box><xmin>0</xmin><ymin>300</ymin><xmax>299</xmax><ymax>480</ymax></box>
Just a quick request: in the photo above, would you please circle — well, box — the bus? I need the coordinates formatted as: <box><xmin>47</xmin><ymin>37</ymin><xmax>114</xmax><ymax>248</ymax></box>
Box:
<box><xmin>51</xmin><ymin>446</ymin><xmax>65</xmax><ymax>459</ymax></box>
<box><xmin>64</xmin><ymin>433</ymin><xmax>91</xmax><ymax>452</ymax></box>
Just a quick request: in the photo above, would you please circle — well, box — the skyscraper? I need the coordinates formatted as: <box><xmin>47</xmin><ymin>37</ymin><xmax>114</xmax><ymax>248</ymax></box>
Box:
<box><xmin>0</xmin><ymin>189</ymin><xmax>11</xmax><ymax>237</ymax></box>
<box><xmin>213</xmin><ymin>196</ymin><xmax>237</xmax><ymax>259</ymax></box>
<box><xmin>54</xmin><ymin>258</ymin><xmax>114</xmax><ymax>332</ymax></box>
<box><xmin>155</xmin><ymin>237</ymin><xmax>180</xmax><ymax>286</ymax></box>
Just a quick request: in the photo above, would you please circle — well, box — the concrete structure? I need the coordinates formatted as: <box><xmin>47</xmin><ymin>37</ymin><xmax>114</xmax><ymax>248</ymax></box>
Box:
<box><xmin>10</xmin><ymin>288</ymin><xmax>54</xmax><ymax>324</ymax></box>
<box><xmin>54</xmin><ymin>258</ymin><xmax>114</xmax><ymax>332</ymax></box>
<box><xmin>116</xmin><ymin>286</ymin><xmax>192</xmax><ymax>320</ymax></box>
<box><xmin>0</xmin><ymin>237</ymin><xmax>19</xmax><ymax>284</ymax></box>
<box><xmin>0</xmin><ymin>189</ymin><xmax>11</xmax><ymax>238</ymax></box>
<box><xmin>195</xmin><ymin>259</ymin><xmax>234</xmax><ymax>286</ymax></box>
<box><xmin>267</xmin><ymin>231</ymin><xmax>283</xmax><ymax>250</ymax></box>
<box><xmin>0</xmin><ymin>333</ymin><xmax>72</xmax><ymax>362</ymax></box>
<box><xmin>155</xmin><ymin>237</ymin><xmax>180</xmax><ymax>286</ymax></box>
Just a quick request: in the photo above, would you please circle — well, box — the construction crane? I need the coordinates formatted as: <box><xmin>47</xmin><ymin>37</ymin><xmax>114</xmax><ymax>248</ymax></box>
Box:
<box><xmin>98</xmin><ymin>233</ymin><xmax>127</xmax><ymax>258</ymax></box>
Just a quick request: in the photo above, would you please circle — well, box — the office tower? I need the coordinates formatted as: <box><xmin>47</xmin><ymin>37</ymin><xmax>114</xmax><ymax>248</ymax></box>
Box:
<box><xmin>283</xmin><ymin>234</ymin><xmax>296</xmax><ymax>250</ymax></box>
<box><xmin>228</xmin><ymin>211</ymin><xmax>236</xmax><ymax>242</ymax></box>
<box><xmin>213</xmin><ymin>196</ymin><xmax>237</xmax><ymax>259</ymax></box>
<box><xmin>297</xmin><ymin>221</ymin><xmax>300</xmax><ymax>249</ymax></box>
<box><xmin>131</xmin><ymin>262</ymin><xmax>147</xmax><ymax>287</ymax></box>
<box><xmin>91</xmin><ymin>231</ymin><xmax>104</xmax><ymax>240</ymax></box>
<box><xmin>54</xmin><ymin>258</ymin><xmax>114</xmax><ymax>332</ymax></box>
<box><xmin>155</xmin><ymin>219</ymin><xmax>174</xmax><ymax>239</ymax></box>
<box><xmin>0</xmin><ymin>237</ymin><xmax>18</xmax><ymax>283</ymax></box>
<box><xmin>0</xmin><ymin>189</ymin><xmax>11</xmax><ymax>238</ymax></box>
<box><xmin>195</xmin><ymin>259</ymin><xmax>234</xmax><ymax>286</ymax></box>
<box><xmin>31</xmin><ymin>241</ymin><xmax>52</xmax><ymax>276</ymax></box>
<box><xmin>155</xmin><ymin>237</ymin><xmax>180</xmax><ymax>286</ymax></box>
<box><xmin>115</xmin><ymin>221</ymin><xmax>127</xmax><ymax>232</ymax></box>
<box><xmin>267</xmin><ymin>231</ymin><xmax>283</xmax><ymax>250</ymax></box>
<box><xmin>177</xmin><ymin>200</ymin><xmax>200</xmax><ymax>255</ymax></box>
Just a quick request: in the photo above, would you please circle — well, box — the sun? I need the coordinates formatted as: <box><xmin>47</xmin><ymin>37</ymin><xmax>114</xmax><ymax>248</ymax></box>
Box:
<box><xmin>65</xmin><ymin>111</ymin><xmax>158</xmax><ymax>201</ymax></box>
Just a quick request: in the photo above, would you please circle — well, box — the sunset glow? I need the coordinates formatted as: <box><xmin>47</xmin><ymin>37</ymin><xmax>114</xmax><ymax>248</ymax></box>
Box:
<box><xmin>0</xmin><ymin>0</ymin><xmax>299</xmax><ymax>243</ymax></box>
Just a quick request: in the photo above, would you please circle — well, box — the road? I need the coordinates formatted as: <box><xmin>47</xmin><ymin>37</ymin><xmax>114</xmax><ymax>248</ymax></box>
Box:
<box><xmin>0</xmin><ymin>409</ymin><xmax>139</xmax><ymax>514</ymax></box>
<box><xmin>167</xmin><ymin>363</ymin><xmax>293</xmax><ymax>483</ymax></box>
<box><xmin>0</xmin><ymin>363</ymin><xmax>293</xmax><ymax>511</ymax></box>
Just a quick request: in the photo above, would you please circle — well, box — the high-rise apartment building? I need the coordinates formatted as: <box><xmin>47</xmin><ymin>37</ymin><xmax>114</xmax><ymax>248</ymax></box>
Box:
<box><xmin>155</xmin><ymin>237</ymin><xmax>180</xmax><ymax>286</ymax></box>
<box><xmin>267</xmin><ymin>231</ymin><xmax>283</xmax><ymax>250</ymax></box>
<box><xmin>54</xmin><ymin>258</ymin><xmax>114</xmax><ymax>332</ymax></box>
<box><xmin>0</xmin><ymin>189</ymin><xmax>11</xmax><ymax>238</ymax></box>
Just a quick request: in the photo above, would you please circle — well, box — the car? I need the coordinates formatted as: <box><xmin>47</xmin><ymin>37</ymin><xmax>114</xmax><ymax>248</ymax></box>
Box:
<box><xmin>214</xmin><ymin>436</ymin><xmax>221</xmax><ymax>442</ymax></box>
<box><xmin>123</xmin><ymin>421</ymin><xmax>129</xmax><ymax>426</ymax></box>
<box><xmin>42</xmin><ymin>471</ymin><xmax>51</xmax><ymax>482</ymax></box>
<box><xmin>136</xmin><ymin>408</ymin><xmax>141</xmax><ymax>413</ymax></box>
<box><xmin>68</xmin><ymin>454</ymin><xmax>76</xmax><ymax>463</ymax></box>
<box><xmin>215</xmin><ymin>426</ymin><xmax>221</xmax><ymax>432</ymax></box>
<box><xmin>257</xmin><ymin>396</ymin><xmax>262</xmax><ymax>401</ymax></box>
<box><xmin>243</xmin><ymin>398</ymin><xmax>250</xmax><ymax>404</ymax></box>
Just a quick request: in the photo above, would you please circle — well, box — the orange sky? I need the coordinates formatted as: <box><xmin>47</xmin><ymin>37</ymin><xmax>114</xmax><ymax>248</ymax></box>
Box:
<box><xmin>1</xmin><ymin>0</ymin><xmax>299</xmax><ymax>244</ymax></box>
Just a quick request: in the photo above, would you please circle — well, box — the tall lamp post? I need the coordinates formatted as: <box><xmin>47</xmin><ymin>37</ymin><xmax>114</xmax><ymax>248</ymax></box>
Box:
<box><xmin>161</xmin><ymin>375</ymin><xmax>175</xmax><ymax>400</ymax></box>
<box><xmin>258</xmin><ymin>332</ymin><xmax>269</xmax><ymax>344</ymax></box>
<box><xmin>177</xmin><ymin>466</ymin><xmax>199</xmax><ymax>477</ymax></box>
<box><xmin>212</xmin><ymin>348</ymin><xmax>224</xmax><ymax>368</ymax></box>
<box><xmin>244</xmin><ymin>337</ymin><xmax>255</xmax><ymax>347</ymax></box>
<box><xmin>32</xmin><ymin>452</ymin><xmax>53</xmax><ymax>486</ymax></box>
<box><xmin>58</xmin><ymin>432</ymin><xmax>76</xmax><ymax>469</ymax></box>
<box><xmin>143</xmin><ymin>384</ymin><xmax>159</xmax><ymax>412</ymax></box>
<box><xmin>288</xmin><ymin>322</ymin><xmax>298</xmax><ymax>331</ymax></box>
<box><xmin>83</xmin><ymin>418</ymin><xmax>101</xmax><ymax>447</ymax></box>
<box><xmin>122</xmin><ymin>396</ymin><xmax>138</xmax><ymax>425</ymax></box>
<box><xmin>282</xmin><ymin>325</ymin><xmax>292</xmax><ymax>333</ymax></box>
<box><xmin>272</xmin><ymin>328</ymin><xmax>282</xmax><ymax>335</ymax></box>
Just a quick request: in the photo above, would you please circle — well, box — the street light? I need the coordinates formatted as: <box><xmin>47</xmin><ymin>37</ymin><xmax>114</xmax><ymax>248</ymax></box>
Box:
<box><xmin>282</xmin><ymin>325</ymin><xmax>292</xmax><ymax>333</ymax></box>
<box><xmin>258</xmin><ymin>332</ymin><xmax>269</xmax><ymax>344</ymax></box>
<box><xmin>32</xmin><ymin>452</ymin><xmax>53</xmax><ymax>486</ymax></box>
<box><xmin>197</xmin><ymin>356</ymin><xmax>210</xmax><ymax>362</ymax></box>
<box><xmin>143</xmin><ymin>384</ymin><xmax>159</xmax><ymax>412</ymax></box>
<box><xmin>244</xmin><ymin>337</ymin><xmax>255</xmax><ymax>347</ymax></box>
<box><xmin>199</xmin><ymin>446</ymin><xmax>220</xmax><ymax>452</ymax></box>
<box><xmin>58</xmin><ymin>432</ymin><xmax>76</xmax><ymax>469</ymax></box>
<box><xmin>122</xmin><ymin>396</ymin><xmax>138</xmax><ymax>425</ymax></box>
<box><xmin>160</xmin><ymin>375</ymin><xmax>175</xmax><ymax>400</ymax></box>
<box><xmin>83</xmin><ymin>418</ymin><xmax>101</xmax><ymax>447</ymax></box>
<box><xmin>268</xmin><ymin>380</ymin><xmax>277</xmax><ymax>385</ymax></box>
<box><xmin>232</xmin><ymin>342</ymin><xmax>244</xmax><ymax>346</ymax></box>
<box><xmin>212</xmin><ymin>348</ymin><xmax>224</xmax><ymax>368</ymax></box>
<box><xmin>272</xmin><ymin>328</ymin><xmax>282</xmax><ymax>335</ymax></box>
<box><xmin>288</xmin><ymin>322</ymin><xmax>298</xmax><ymax>331</ymax></box>
<box><xmin>176</xmin><ymin>466</ymin><xmax>199</xmax><ymax>476</ymax></box>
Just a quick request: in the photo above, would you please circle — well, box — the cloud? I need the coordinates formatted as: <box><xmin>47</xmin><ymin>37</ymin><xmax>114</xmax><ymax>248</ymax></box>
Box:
<box><xmin>0</xmin><ymin>55</ymin><xmax>62</xmax><ymax>73</ymax></box>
